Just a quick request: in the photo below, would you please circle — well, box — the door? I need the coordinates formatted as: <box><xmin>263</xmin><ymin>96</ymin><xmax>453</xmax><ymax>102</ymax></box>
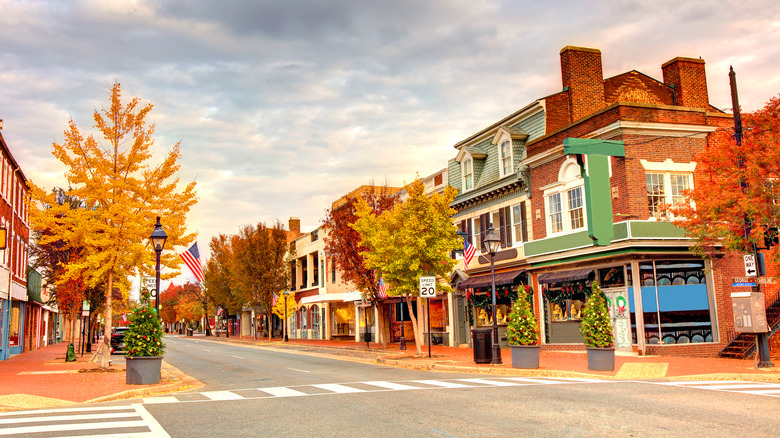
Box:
<box><xmin>604</xmin><ymin>288</ymin><xmax>632</xmax><ymax>350</ymax></box>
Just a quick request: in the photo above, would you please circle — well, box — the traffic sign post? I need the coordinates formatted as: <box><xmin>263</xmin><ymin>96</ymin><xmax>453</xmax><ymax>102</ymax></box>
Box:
<box><xmin>419</xmin><ymin>276</ymin><xmax>437</xmax><ymax>358</ymax></box>
<box><xmin>744</xmin><ymin>254</ymin><xmax>757</xmax><ymax>277</ymax></box>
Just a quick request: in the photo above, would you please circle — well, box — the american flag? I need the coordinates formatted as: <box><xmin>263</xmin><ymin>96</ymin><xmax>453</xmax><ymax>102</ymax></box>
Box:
<box><xmin>272</xmin><ymin>293</ymin><xmax>279</xmax><ymax>307</ymax></box>
<box><xmin>216</xmin><ymin>306</ymin><xmax>223</xmax><ymax>316</ymax></box>
<box><xmin>377</xmin><ymin>278</ymin><xmax>389</xmax><ymax>299</ymax></box>
<box><xmin>180</xmin><ymin>242</ymin><xmax>205</xmax><ymax>283</ymax></box>
<box><xmin>463</xmin><ymin>236</ymin><xmax>477</xmax><ymax>268</ymax></box>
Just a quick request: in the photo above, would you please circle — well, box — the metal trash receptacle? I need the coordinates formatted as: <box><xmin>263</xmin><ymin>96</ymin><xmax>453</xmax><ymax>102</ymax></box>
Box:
<box><xmin>471</xmin><ymin>328</ymin><xmax>493</xmax><ymax>364</ymax></box>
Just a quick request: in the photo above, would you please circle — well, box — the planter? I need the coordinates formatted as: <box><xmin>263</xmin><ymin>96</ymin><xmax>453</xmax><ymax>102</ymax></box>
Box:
<box><xmin>126</xmin><ymin>356</ymin><xmax>163</xmax><ymax>385</ymax></box>
<box><xmin>586</xmin><ymin>347</ymin><xmax>615</xmax><ymax>371</ymax></box>
<box><xmin>510</xmin><ymin>345</ymin><xmax>540</xmax><ymax>369</ymax></box>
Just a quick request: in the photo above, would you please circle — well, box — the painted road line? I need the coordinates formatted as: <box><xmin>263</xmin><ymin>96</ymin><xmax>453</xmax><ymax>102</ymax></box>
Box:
<box><xmin>658</xmin><ymin>380</ymin><xmax>743</xmax><ymax>386</ymax></box>
<box><xmin>231</xmin><ymin>355</ymin><xmax>244</xmax><ymax>359</ymax></box>
<box><xmin>690</xmin><ymin>383</ymin><xmax>780</xmax><ymax>390</ymax></box>
<box><xmin>0</xmin><ymin>420</ymin><xmax>147</xmax><ymax>436</ymax></box>
<box><xmin>0</xmin><ymin>412</ymin><xmax>138</xmax><ymax>425</ymax></box>
<box><xmin>459</xmin><ymin>378</ymin><xmax>522</xmax><ymax>387</ymax></box>
<box><xmin>312</xmin><ymin>383</ymin><xmax>365</xmax><ymax>394</ymax></box>
<box><xmin>133</xmin><ymin>404</ymin><xmax>170</xmax><ymax>438</ymax></box>
<box><xmin>257</xmin><ymin>387</ymin><xmax>308</xmax><ymax>397</ymax></box>
<box><xmin>142</xmin><ymin>396</ymin><xmax>180</xmax><ymax>404</ymax></box>
<box><xmin>288</xmin><ymin>368</ymin><xmax>311</xmax><ymax>373</ymax></box>
<box><xmin>412</xmin><ymin>380</ymin><xmax>473</xmax><ymax>389</ymax></box>
<box><xmin>361</xmin><ymin>381</ymin><xmax>419</xmax><ymax>391</ymax></box>
<box><xmin>0</xmin><ymin>406</ymin><xmax>136</xmax><ymax>417</ymax></box>
<box><xmin>503</xmin><ymin>377</ymin><xmax>563</xmax><ymax>385</ymax></box>
<box><xmin>201</xmin><ymin>391</ymin><xmax>245</xmax><ymax>401</ymax></box>
<box><xmin>18</xmin><ymin>370</ymin><xmax>79</xmax><ymax>375</ymax></box>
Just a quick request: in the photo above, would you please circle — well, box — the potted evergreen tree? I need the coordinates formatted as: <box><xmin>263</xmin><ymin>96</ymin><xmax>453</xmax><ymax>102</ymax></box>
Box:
<box><xmin>124</xmin><ymin>289</ymin><xmax>165</xmax><ymax>384</ymax></box>
<box><xmin>506</xmin><ymin>285</ymin><xmax>540</xmax><ymax>369</ymax></box>
<box><xmin>580</xmin><ymin>281</ymin><xmax>615</xmax><ymax>371</ymax></box>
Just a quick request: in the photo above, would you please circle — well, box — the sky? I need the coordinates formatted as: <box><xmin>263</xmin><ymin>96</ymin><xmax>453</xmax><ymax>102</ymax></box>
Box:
<box><xmin>1</xmin><ymin>0</ymin><xmax>779</xmax><ymax>285</ymax></box>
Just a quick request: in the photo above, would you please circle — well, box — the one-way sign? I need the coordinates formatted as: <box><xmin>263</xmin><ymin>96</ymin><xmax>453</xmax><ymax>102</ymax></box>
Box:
<box><xmin>744</xmin><ymin>254</ymin><xmax>757</xmax><ymax>277</ymax></box>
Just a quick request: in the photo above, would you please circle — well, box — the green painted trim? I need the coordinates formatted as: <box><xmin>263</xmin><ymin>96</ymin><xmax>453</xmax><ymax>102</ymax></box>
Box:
<box><xmin>563</xmin><ymin>138</ymin><xmax>625</xmax><ymax>157</ymax></box>
<box><xmin>630</xmin><ymin>221</ymin><xmax>687</xmax><ymax>238</ymax></box>
<box><xmin>530</xmin><ymin>246</ymin><xmax>692</xmax><ymax>268</ymax></box>
<box><xmin>524</xmin><ymin>230</ymin><xmax>593</xmax><ymax>256</ymax></box>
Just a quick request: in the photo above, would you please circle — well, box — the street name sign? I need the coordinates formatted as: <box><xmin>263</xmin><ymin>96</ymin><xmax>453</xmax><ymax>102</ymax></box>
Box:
<box><xmin>419</xmin><ymin>276</ymin><xmax>437</xmax><ymax>297</ymax></box>
<box><xmin>744</xmin><ymin>254</ymin><xmax>757</xmax><ymax>277</ymax></box>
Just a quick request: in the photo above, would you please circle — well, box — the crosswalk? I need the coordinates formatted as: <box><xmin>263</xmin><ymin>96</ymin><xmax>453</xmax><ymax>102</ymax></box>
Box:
<box><xmin>0</xmin><ymin>404</ymin><xmax>169</xmax><ymax>437</ymax></box>
<box><xmin>650</xmin><ymin>380</ymin><xmax>780</xmax><ymax>398</ymax></box>
<box><xmin>140</xmin><ymin>376</ymin><xmax>602</xmax><ymax>405</ymax></box>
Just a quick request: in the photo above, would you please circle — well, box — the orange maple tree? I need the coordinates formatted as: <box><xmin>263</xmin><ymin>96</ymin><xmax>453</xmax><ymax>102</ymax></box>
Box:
<box><xmin>671</xmin><ymin>93</ymin><xmax>780</xmax><ymax>258</ymax></box>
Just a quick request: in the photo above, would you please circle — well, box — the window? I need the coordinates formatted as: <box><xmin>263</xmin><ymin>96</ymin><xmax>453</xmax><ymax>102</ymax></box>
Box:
<box><xmin>500</xmin><ymin>140</ymin><xmax>513</xmax><ymax>176</ymax></box>
<box><xmin>568</xmin><ymin>187</ymin><xmax>584</xmax><ymax>229</ymax></box>
<box><xmin>641</xmin><ymin>159</ymin><xmax>696</xmax><ymax>219</ymax></box>
<box><xmin>548</xmin><ymin>193</ymin><xmax>563</xmax><ymax>233</ymax></box>
<box><xmin>463</xmin><ymin>158</ymin><xmax>473</xmax><ymax>191</ymax></box>
<box><xmin>473</xmin><ymin>216</ymin><xmax>481</xmax><ymax>249</ymax></box>
<box><xmin>331</xmin><ymin>260</ymin><xmax>336</xmax><ymax>283</ymax></box>
<box><xmin>543</xmin><ymin>157</ymin><xmax>587</xmax><ymax>235</ymax></box>
<box><xmin>512</xmin><ymin>202</ymin><xmax>528</xmax><ymax>243</ymax></box>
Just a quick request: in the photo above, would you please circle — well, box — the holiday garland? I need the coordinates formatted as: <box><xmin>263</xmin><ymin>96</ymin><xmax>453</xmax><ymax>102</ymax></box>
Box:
<box><xmin>125</xmin><ymin>289</ymin><xmax>165</xmax><ymax>358</ymax></box>
<box><xmin>579</xmin><ymin>281</ymin><xmax>613</xmax><ymax>348</ymax></box>
<box><xmin>505</xmin><ymin>285</ymin><xmax>539</xmax><ymax>346</ymax></box>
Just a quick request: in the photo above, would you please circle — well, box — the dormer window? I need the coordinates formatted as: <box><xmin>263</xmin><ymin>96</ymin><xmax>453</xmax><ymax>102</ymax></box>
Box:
<box><xmin>500</xmin><ymin>140</ymin><xmax>513</xmax><ymax>176</ymax></box>
<box><xmin>463</xmin><ymin>157</ymin><xmax>474</xmax><ymax>191</ymax></box>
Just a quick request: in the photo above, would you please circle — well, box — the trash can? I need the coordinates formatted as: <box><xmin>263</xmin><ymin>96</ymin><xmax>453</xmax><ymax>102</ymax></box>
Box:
<box><xmin>472</xmin><ymin>328</ymin><xmax>493</xmax><ymax>364</ymax></box>
<box><xmin>187</xmin><ymin>328</ymin><xmax>193</xmax><ymax>336</ymax></box>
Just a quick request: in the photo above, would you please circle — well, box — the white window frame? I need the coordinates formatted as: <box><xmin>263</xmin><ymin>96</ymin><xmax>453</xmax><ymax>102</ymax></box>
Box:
<box><xmin>542</xmin><ymin>156</ymin><xmax>588</xmax><ymax>236</ymax></box>
<box><xmin>493</xmin><ymin>130</ymin><xmax>514</xmax><ymax>179</ymax></box>
<box><xmin>511</xmin><ymin>203</ymin><xmax>526</xmax><ymax>245</ymax></box>
<box><xmin>641</xmin><ymin>159</ymin><xmax>696</xmax><ymax>220</ymax></box>
<box><xmin>462</xmin><ymin>156</ymin><xmax>474</xmax><ymax>192</ymax></box>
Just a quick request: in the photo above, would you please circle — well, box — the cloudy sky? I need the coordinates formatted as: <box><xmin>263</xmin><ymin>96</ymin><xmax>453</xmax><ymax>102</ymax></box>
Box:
<box><xmin>1</xmin><ymin>0</ymin><xmax>778</xmax><ymax>284</ymax></box>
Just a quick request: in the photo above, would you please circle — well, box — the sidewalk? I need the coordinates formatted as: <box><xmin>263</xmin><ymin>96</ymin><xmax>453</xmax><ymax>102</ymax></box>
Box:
<box><xmin>0</xmin><ymin>341</ymin><xmax>202</xmax><ymax>412</ymax></box>
<box><xmin>2</xmin><ymin>334</ymin><xmax>779</xmax><ymax>412</ymax></box>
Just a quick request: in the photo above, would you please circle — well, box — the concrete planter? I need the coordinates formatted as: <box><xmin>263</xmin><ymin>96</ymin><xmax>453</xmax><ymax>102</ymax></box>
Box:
<box><xmin>510</xmin><ymin>345</ymin><xmax>540</xmax><ymax>369</ymax></box>
<box><xmin>586</xmin><ymin>347</ymin><xmax>615</xmax><ymax>371</ymax></box>
<box><xmin>126</xmin><ymin>356</ymin><xmax>163</xmax><ymax>385</ymax></box>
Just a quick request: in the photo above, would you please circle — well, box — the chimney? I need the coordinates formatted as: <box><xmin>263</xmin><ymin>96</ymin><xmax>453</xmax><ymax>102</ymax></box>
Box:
<box><xmin>560</xmin><ymin>46</ymin><xmax>605</xmax><ymax>122</ymax></box>
<box><xmin>662</xmin><ymin>57</ymin><xmax>709</xmax><ymax>109</ymax></box>
<box><xmin>288</xmin><ymin>217</ymin><xmax>301</xmax><ymax>236</ymax></box>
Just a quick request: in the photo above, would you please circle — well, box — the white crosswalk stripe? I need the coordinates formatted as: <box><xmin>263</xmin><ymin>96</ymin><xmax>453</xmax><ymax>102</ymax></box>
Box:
<box><xmin>0</xmin><ymin>404</ymin><xmax>169</xmax><ymax>437</ymax></box>
<box><xmin>651</xmin><ymin>380</ymin><xmax>780</xmax><ymax>398</ymax></box>
<box><xmin>140</xmin><ymin>376</ymin><xmax>600</xmax><ymax>405</ymax></box>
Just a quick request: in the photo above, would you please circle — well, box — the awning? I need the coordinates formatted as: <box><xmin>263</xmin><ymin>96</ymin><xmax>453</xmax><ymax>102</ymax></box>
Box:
<box><xmin>458</xmin><ymin>269</ymin><xmax>526</xmax><ymax>290</ymax></box>
<box><xmin>300</xmin><ymin>291</ymin><xmax>364</xmax><ymax>305</ymax></box>
<box><xmin>537</xmin><ymin>268</ymin><xmax>593</xmax><ymax>284</ymax></box>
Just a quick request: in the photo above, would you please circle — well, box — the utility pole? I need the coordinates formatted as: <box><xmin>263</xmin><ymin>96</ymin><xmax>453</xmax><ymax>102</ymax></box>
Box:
<box><xmin>731</xmin><ymin>66</ymin><xmax>773</xmax><ymax>367</ymax></box>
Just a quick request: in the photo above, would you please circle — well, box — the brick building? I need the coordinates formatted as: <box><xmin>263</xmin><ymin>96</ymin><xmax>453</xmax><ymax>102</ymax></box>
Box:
<box><xmin>449</xmin><ymin>46</ymin><xmax>767</xmax><ymax>358</ymax></box>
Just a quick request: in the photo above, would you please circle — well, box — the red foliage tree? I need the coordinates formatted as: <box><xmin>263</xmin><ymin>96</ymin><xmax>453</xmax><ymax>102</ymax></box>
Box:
<box><xmin>671</xmin><ymin>93</ymin><xmax>780</xmax><ymax>258</ymax></box>
<box><xmin>322</xmin><ymin>185</ymin><xmax>397</xmax><ymax>346</ymax></box>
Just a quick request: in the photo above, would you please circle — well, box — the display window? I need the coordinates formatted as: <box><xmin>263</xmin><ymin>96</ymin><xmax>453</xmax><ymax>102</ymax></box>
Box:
<box><xmin>331</xmin><ymin>305</ymin><xmax>355</xmax><ymax>335</ymax></box>
<box><xmin>628</xmin><ymin>260</ymin><xmax>712</xmax><ymax>344</ymax></box>
<box><xmin>9</xmin><ymin>301</ymin><xmax>22</xmax><ymax>346</ymax></box>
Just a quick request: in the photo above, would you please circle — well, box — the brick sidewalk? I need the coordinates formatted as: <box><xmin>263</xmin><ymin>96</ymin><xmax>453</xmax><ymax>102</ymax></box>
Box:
<box><xmin>2</xmin><ymin>334</ymin><xmax>779</xmax><ymax>412</ymax></box>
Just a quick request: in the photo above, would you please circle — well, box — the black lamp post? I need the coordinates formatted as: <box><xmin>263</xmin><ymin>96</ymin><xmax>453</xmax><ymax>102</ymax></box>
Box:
<box><xmin>149</xmin><ymin>217</ymin><xmax>168</xmax><ymax>315</ymax></box>
<box><xmin>283</xmin><ymin>289</ymin><xmax>289</xmax><ymax>342</ymax></box>
<box><xmin>483</xmin><ymin>226</ymin><xmax>502</xmax><ymax>365</ymax></box>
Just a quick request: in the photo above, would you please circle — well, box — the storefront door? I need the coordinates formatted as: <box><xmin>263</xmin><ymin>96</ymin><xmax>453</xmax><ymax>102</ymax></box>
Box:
<box><xmin>603</xmin><ymin>288</ymin><xmax>632</xmax><ymax>349</ymax></box>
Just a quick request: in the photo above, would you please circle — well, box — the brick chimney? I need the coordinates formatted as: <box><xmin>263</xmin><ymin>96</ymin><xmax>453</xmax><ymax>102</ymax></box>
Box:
<box><xmin>288</xmin><ymin>217</ymin><xmax>301</xmax><ymax>236</ymax></box>
<box><xmin>560</xmin><ymin>46</ymin><xmax>605</xmax><ymax>122</ymax></box>
<box><xmin>662</xmin><ymin>57</ymin><xmax>709</xmax><ymax>109</ymax></box>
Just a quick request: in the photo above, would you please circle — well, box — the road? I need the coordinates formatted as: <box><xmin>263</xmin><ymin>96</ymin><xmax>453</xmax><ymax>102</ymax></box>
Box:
<box><xmin>2</xmin><ymin>336</ymin><xmax>780</xmax><ymax>437</ymax></box>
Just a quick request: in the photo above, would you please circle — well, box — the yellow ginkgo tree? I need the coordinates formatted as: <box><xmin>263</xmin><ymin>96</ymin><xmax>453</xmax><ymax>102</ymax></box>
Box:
<box><xmin>352</xmin><ymin>179</ymin><xmax>460</xmax><ymax>354</ymax></box>
<box><xmin>30</xmin><ymin>83</ymin><xmax>197</xmax><ymax>368</ymax></box>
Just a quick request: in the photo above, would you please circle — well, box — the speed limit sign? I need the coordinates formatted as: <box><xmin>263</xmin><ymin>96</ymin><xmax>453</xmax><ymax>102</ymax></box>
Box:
<box><xmin>419</xmin><ymin>276</ymin><xmax>437</xmax><ymax>297</ymax></box>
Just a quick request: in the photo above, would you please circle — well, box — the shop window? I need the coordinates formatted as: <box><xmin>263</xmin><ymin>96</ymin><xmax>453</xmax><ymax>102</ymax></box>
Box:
<box><xmin>332</xmin><ymin>305</ymin><xmax>355</xmax><ymax>335</ymax></box>
<box><xmin>395</xmin><ymin>302</ymin><xmax>417</xmax><ymax>321</ymax></box>
<box><xmin>298</xmin><ymin>307</ymin><xmax>308</xmax><ymax>330</ymax></box>
<box><xmin>598</xmin><ymin>266</ymin><xmax>625</xmax><ymax>288</ymax></box>
<box><xmin>627</xmin><ymin>260</ymin><xmax>712</xmax><ymax>345</ymax></box>
<box><xmin>9</xmin><ymin>301</ymin><xmax>22</xmax><ymax>346</ymax></box>
<box><xmin>428</xmin><ymin>299</ymin><xmax>448</xmax><ymax>332</ymax></box>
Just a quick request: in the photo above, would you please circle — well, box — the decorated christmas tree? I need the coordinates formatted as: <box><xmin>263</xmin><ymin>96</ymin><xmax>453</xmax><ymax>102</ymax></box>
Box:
<box><xmin>505</xmin><ymin>285</ymin><xmax>539</xmax><ymax>346</ymax></box>
<box><xmin>125</xmin><ymin>289</ymin><xmax>165</xmax><ymax>358</ymax></box>
<box><xmin>579</xmin><ymin>281</ymin><xmax>614</xmax><ymax>348</ymax></box>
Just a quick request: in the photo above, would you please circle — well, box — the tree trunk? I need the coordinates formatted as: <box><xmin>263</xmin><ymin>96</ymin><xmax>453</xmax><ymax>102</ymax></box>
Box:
<box><xmin>406</xmin><ymin>295</ymin><xmax>422</xmax><ymax>355</ymax></box>
<box><xmin>97</xmin><ymin>271</ymin><xmax>114</xmax><ymax>369</ymax></box>
<box><xmin>376</xmin><ymin>302</ymin><xmax>389</xmax><ymax>348</ymax></box>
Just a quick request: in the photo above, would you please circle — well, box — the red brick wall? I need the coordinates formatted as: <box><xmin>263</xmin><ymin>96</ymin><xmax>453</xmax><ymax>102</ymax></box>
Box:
<box><xmin>544</xmin><ymin>92</ymin><xmax>571</xmax><ymax>134</ymax></box>
<box><xmin>560</xmin><ymin>46</ymin><xmax>606</xmax><ymax>122</ymax></box>
<box><xmin>662</xmin><ymin>57</ymin><xmax>710</xmax><ymax>109</ymax></box>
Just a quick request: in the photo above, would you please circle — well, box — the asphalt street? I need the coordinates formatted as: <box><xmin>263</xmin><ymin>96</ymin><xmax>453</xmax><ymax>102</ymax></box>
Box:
<box><xmin>2</xmin><ymin>337</ymin><xmax>780</xmax><ymax>437</ymax></box>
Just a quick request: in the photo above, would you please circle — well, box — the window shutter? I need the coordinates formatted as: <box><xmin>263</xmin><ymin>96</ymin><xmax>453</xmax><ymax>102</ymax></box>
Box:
<box><xmin>520</xmin><ymin>201</ymin><xmax>528</xmax><ymax>242</ymax></box>
<box><xmin>479</xmin><ymin>212</ymin><xmax>489</xmax><ymax>251</ymax></box>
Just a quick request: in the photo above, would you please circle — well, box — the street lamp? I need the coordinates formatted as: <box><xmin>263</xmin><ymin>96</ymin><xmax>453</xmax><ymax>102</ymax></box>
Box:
<box><xmin>483</xmin><ymin>226</ymin><xmax>502</xmax><ymax>365</ymax></box>
<box><xmin>149</xmin><ymin>216</ymin><xmax>168</xmax><ymax>315</ymax></box>
<box><xmin>283</xmin><ymin>290</ymin><xmax>290</xmax><ymax>342</ymax></box>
